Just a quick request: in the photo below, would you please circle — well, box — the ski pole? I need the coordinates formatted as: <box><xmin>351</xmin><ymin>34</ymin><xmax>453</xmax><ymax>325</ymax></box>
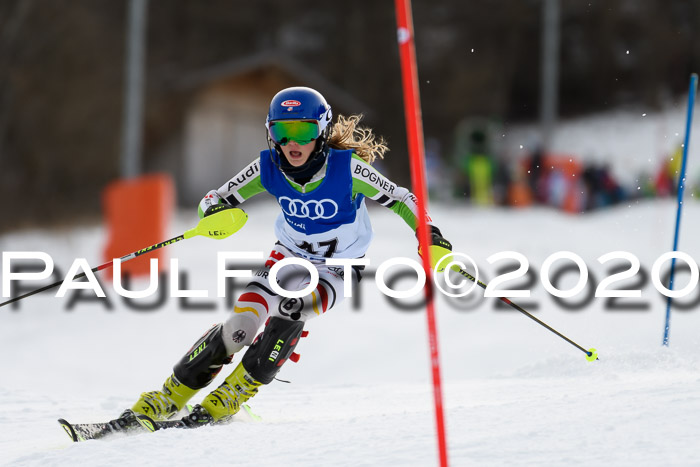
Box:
<box><xmin>0</xmin><ymin>208</ymin><xmax>247</xmax><ymax>308</ymax></box>
<box><xmin>451</xmin><ymin>265</ymin><xmax>598</xmax><ymax>361</ymax></box>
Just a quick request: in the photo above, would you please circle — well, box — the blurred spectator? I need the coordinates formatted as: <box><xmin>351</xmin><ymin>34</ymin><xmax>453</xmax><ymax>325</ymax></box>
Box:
<box><xmin>654</xmin><ymin>145</ymin><xmax>683</xmax><ymax>196</ymax></box>
<box><xmin>506</xmin><ymin>163</ymin><xmax>534</xmax><ymax>208</ymax></box>
<box><xmin>547</xmin><ymin>168</ymin><xmax>568</xmax><ymax>208</ymax></box>
<box><xmin>425</xmin><ymin>137</ymin><xmax>452</xmax><ymax>201</ymax></box>
<box><xmin>581</xmin><ymin>163</ymin><xmax>626</xmax><ymax>210</ymax></box>
<box><xmin>522</xmin><ymin>151</ymin><xmax>586</xmax><ymax>213</ymax></box>
<box><xmin>525</xmin><ymin>147</ymin><xmax>547</xmax><ymax>203</ymax></box>
<box><xmin>492</xmin><ymin>155</ymin><xmax>513</xmax><ymax>206</ymax></box>
<box><xmin>455</xmin><ymin>129</ymin><xmax>495</xmax><ymax>205</ymax></box>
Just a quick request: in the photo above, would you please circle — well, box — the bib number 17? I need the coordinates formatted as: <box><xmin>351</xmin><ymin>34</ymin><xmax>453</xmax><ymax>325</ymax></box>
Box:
<box><xmin>296</xmin><ymin>238</ymin><xmax>339</xmax><ymax>258</ymax></box>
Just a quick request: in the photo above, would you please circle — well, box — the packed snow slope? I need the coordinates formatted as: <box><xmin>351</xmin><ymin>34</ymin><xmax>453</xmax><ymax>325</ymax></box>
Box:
<box><xmin>1</xmin><ymin>199</ymin><xmax>700</xmax><ymax>466</ymax></box>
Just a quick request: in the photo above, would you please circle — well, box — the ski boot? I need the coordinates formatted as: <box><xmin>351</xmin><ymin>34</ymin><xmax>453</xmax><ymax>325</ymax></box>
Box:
<box><xmin>130</xmin><ymin>373</ymin><xmax>199</xmax><ymax>421</ymax></box>
<box><xmin>193</xmin><ymin>362</ymin><xmax>262</xmax><ymax>423</ymax></box>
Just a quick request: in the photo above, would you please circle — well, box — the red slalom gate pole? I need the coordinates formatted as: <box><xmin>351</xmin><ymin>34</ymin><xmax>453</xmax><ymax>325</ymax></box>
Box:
<box><xmin>394</xmin><ymin>1</ymin><xmax>449</xmax><ymax>465</ymax></box>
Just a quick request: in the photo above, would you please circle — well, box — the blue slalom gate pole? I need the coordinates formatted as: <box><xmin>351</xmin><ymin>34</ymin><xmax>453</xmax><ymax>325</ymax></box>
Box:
<box><xmin>663</xmin><ymin>73</ymin><xmax>698</xmax><ymax>346</ymax></box>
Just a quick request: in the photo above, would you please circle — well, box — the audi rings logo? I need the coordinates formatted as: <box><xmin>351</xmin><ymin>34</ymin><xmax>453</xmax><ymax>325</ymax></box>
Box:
<box><xmin>278</xmin><ymin>197</ymin><xmax>339</xmax><ymax>220</ymax></box>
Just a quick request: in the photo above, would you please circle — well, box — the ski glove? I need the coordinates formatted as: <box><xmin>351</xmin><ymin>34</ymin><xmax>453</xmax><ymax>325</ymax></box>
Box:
<box><xmin>198</xmin><ymin>190</ymin><xmax>224</xmax><ymax>219</ymax></box>
<box><xmin>419</xmin><ymin>225</ymin><xmax>453</xmax><ymax>272</ymax></box>
<box><xmin>203</xmin><ymin>203</ymin><xmax>236</xmax><ymax>218</ymax></box>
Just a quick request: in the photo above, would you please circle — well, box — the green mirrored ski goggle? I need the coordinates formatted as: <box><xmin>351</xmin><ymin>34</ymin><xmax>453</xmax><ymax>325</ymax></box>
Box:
<box><xmin>268</xmin><ymin>120</ymin><xmax>320</xmax><ymax>146</ymax></box>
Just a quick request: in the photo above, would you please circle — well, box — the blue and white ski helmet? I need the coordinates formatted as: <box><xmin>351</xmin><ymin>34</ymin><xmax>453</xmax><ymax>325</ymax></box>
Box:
<box><xmin>265</xmin><ymin>87</ymin><xmax>333</xmax><ymax>172</ymax></box>
<box><xmin>265</xmin><ymin>86</ymin><xmax>333</xmax><ymax>133</ymax></box>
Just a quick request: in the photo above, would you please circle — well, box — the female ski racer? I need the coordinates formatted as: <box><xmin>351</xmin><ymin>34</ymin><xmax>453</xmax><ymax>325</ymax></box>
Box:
<box><xmin>124</xmin><ymin>86</ymin><xmax>453</xmax><ymax>426</ymax></box>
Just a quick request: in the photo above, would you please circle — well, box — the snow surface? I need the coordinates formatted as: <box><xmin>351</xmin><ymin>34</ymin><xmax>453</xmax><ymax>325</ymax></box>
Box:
<box><xmin>2</xmin><ymin>198</ymin><xmax>700</xmax><ymax>466</ymax></box>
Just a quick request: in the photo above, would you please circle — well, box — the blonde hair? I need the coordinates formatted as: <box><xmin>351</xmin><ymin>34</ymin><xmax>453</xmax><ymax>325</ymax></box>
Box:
<box><xmin>327</xmin><ymin>114</ymin><xmax>388</xmax><ymax>164</ymax></box>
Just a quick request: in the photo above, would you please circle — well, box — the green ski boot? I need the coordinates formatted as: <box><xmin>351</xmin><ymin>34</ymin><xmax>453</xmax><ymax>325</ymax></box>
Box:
<box><xmin>197</xmin><ymin>362</ymin><xmax>262</xmax><ymax>423</ymax></box>
<box><xmin>130</xmin><ymin>374</ymin><xmax>199</xmax><ymax>421</ymax></box>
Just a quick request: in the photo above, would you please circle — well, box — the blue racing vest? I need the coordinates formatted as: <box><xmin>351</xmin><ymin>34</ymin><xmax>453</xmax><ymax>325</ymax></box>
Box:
<box><xmin>259</xmin><ymin>148</ymin><xmax>363</xmax><ymax>235</ymax></box>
